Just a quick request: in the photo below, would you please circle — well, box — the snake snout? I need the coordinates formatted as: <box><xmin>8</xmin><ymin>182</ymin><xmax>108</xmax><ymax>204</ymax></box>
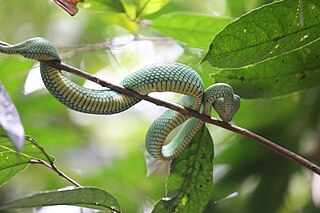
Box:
<box><xmin>218</xmin><ymin>112</ymin><xmax>233</xmax><ymax>123</ymax></box>
<box><xmin>213</xmin><ymin>94</ymin><xmax>240</xmax><ymax>123</ymax></box>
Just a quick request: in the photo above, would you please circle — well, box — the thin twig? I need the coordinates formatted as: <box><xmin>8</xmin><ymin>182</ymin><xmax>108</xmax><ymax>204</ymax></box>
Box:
<box><xmin>30</xmin><ymin>159</ymin><xmax>82</xmax><ymax>187</ymax></box>
<box><xmin>45</xmin><ymin>60</ymin><xmax>320</xmax><ymax>176</ymax></box>
<box><xmin>24</xmin><ymin>135</ymin><xmax>81</xmax><ymax>187</ymax></box>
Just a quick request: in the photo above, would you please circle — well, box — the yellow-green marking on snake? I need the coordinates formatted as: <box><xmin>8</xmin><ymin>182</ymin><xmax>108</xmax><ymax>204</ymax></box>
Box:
<box><xmin>0</xmin><ymin>37</ymin><xmax>240</xmax><ymax>160</ymax></box>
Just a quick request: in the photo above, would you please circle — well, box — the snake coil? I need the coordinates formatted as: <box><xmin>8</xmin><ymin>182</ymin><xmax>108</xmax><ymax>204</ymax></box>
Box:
<box><xmin>0</xmin><ymin>37</ymin><xmax>240</xmax><ymax>160</ymax></box>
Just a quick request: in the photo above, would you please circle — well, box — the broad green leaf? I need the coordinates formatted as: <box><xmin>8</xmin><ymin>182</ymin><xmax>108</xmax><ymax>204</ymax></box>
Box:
<box><xmin>203</xmin><ymin>0</ymin><xmax>320</xmax><ymax>68</ymax></box>
<box><xmin>0</xmin><ymin>151</ymin><xmax>30</xmax><ymax>186</ymax></box>
<box><xmin>0</xmin><ymin>135</ymin><xmax>55</xmax><ymax>163</ymax></box>
<box><xmin>81</xmin><ymin>0</ymin><xmax>125</xmax><ymax>13</ymax></box>
<box><xmin>1</xmin><ymin>187</ymin><xmax>121</xmax><ymax>213</ymax></box>
<box><xmin>121</xmin><ymin>0</ymin><xmax>169</xmax><ymax>18</ymax></box>
<box><xmin>210</xmin><ymin>40</ymin><xmax>320</xmax><ymax>98</ymax></box>
<box><xmin>153</xmin><ymin>125</ymin><xmax>214</xmax><ymax>212</ymax></box>
<box><xmin>82</xmin><ymin>0</ymin><xmax>138</xmax><ymax>32</ymax></box>
<box><xmin>137</xmin><ymin>0</ymin><xmax>169</xmax><ymax>17</ymax></box>
<box><xmin>150</xmin><ymin>12</ymin><xmax>233</xmax><ymax>49</ymax></box>
<box><xmin>0</xmin><ymin>83</ymin><xmax>24</xmax><ymax>151</ymax></box>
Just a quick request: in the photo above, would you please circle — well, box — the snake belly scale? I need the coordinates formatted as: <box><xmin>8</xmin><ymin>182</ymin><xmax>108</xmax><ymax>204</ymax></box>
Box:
<box><xmin>0</xmin><ymin>37</ymin><xmax>240</xmax><ymax>160</ymax></box>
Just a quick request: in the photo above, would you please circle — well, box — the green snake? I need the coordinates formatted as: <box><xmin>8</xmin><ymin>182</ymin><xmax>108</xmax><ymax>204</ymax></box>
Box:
<box><xmin>0</xmin><ymin>37</ymin><xmax>240</xmax><ymax>160</ymax></box>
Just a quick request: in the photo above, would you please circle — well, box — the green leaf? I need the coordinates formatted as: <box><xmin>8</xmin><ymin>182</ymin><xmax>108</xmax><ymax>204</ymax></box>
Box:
<box><xmin>0</xmin><ymin>135</ymin><xmax>55</xmax><ymax>163</ymax></box>
<box><xmin>101</xmin><ymin>13</ymin><xmax>138</xmax><ymax>33</ymax></box>
<box><xmin>150</xmin><ymin>12</ymin><xmax>233</xmax><ymax>49</ymax></box>
<box><xmin>120</xmin><ymin>0</ymin><xmax>169</xmax><ymax>19</ymax></box>
<box><xmin>81</xmin><ymin>0</ymin><xmax>125</xmax><ymax>13</ymax></box>
<box><xmin>0</xmin><ymin>135</ymin><xmax>56</xmax><ymax>187</ymax></box>
<box><xmin>0</xmin><ymin>83</ymin><xmax>25</xmax><ymax>151</ymax></box>
<box><xmin>137</xmin><ymin>0</ymin><xmax>169</xmax><ymax>17</ymax></box>
<box><xmin>203</xmin><ymin>0</ymin><xmax>320</xmax><ymax>68</ymax></box>
<box><xmin>0</xmin><ymin>151</ymin><xmax>30</xmax><ymax>187</ymax></box>
<box><xmin>1</xmin><ymin>187</ymin><xmax>121</xmax><ymax>213</ymax></box>
<box><xmin>82</xmin><ymin>0</ymin><xmax>138</xmax><ymax>32</ymax></box>
<box><xmin>153</xmin><ymin>125</ymin><xmax>214</xmax><ymax>212</ymax></box>
<box><xmin>210</xmin><ymin>40</ymin><xmax>320</xmax><ymax>98</ymax></box>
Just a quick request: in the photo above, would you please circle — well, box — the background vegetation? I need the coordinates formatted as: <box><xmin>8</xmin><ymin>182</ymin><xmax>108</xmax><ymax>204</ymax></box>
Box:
<box><xmin>0</xmin><ymin>0</ymin><xmax>319</xmax><ymax>212</ymax></box>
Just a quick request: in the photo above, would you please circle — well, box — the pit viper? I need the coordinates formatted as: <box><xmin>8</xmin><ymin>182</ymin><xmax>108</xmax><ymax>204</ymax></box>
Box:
<box><xmin>0</xmin><ymin>37</ymin><xmax>240</xmax><ymax>160</ymax></box>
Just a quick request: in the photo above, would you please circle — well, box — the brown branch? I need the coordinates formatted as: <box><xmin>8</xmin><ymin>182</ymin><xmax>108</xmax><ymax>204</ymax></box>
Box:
<box><xmin>45</xmin><ymin>60</ymin><xmax>320</xmax><ymax>175</ymax></box>
<box><xmin>0</xmin><ymin>38</ymin><xmax>318</xmax><ymax>175</ymax></box>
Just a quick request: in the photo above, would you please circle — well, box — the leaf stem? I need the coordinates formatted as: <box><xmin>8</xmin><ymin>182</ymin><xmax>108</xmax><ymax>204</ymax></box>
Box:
<box><xmin>30</xmin><ymin>159</ymin><xmax>81</xmax><ymax>187</ymax></box>
<box><xmin>135</xmin><ymin>0</ymin><xmax>151</xmax><ymax>20</ymax></box>
<box><xmin>23</xmin><ymin>136</ymin><xmax>82</xmax><ymax>187</ymax></box>
<box><xmin>44</xmin><ymin>60</ymin><xmax>320</xmax><ymax>176</ymax></box>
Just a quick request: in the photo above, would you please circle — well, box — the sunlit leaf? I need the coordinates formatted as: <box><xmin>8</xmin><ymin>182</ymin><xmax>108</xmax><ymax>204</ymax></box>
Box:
<box><xmin>0</xmin><ymin>83</ymin><xmax>24</xmax><ymax>151</ymax></box>
<box><xmin>101</xmin><ymin>13</ymin><xmax>138</xmax><ymax>33</ymax></box>
<box><xmin>203</xmin><ymin>0</ymin><xmax>320</xmax><ymax>68</ymax></box>
<box><xmin>0</xmin><ymin>135</ymin><xmax>55</xmax><ymax>163</ymax></box>
<box><xmin>1</xmin><ymin>187</ymin><xmax>121</xmax><ymax>213</ymax></box>
<box><xmin>120</xmin><ymin>0</ymin><xmax>168</xmax><ymax>18</ymax></box>
<box><xmin>137</xmin><ymin>0</ymin><xmax>169</xmax><ymax>17</ymax></box>
<box><xmin>153</xmin><ymin>125</ymin><xmax>214</xmax><ymax>212</ymax></box>
<box><xmin>0</xmin><ymin>151</ymin><xmax>30</xmax><ymax>187</ymax></box>
<box><xmin>150</xmin><ymin>12</ymin><xmax>233</xmax><ymax>49</ymax></box>
<box><xmin>81</xmin><ymin>0</ymin><xmax>125</xmax><ymax>13</ymax></box>
<box><xmin>83</xmin><ymin>0</ymin><xmax>137</xmax><ymax>32</ymax></box>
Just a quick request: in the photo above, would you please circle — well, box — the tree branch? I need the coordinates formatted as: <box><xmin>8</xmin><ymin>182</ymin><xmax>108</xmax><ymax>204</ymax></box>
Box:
<box><xmin>1</xmin><ymin>37</ymin><xmax>318</xmax><ymax>174</ymax></box>
<box><xmin>44</xmin><ymin>60</ymin><xmax>320</xmax><ymax>176</ymax></box>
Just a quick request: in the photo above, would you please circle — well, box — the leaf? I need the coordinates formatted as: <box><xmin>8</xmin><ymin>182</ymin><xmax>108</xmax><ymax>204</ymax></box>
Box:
<box><xmin>0</xmin><ymin>151</ymin><xmax>30</xmax><ymax>187</ymax></box>
<box><xmin>210</xmin><ymin>40</ymin><xmax>320</xmax><ymax>98</ymax></box>
<box><xmin>203</xmin><ymin>0</ymin><xmax>320</xmax><ymax>68</ymax></box>
<box><xmin>0</xmin><ymin>135</ymin><xmax>55</xmax><ymax>163</ymax></box>
<box><xmin>137</xmin><ymin>0</ymin><xmax>169</xmax><ymax>17</ymax></box>
<box><xmin>0</xmin><ymin>83</ymin><xmax>25</xmax><ymax>151</ymax></box>
<box><xmin>0</xmin><ymin>135</ymin><xmax>56</xmax><ymax>187</ymax></box>
<box><xmin>1</xmin><ymin>187</ymin><xmax>121</xmax><ymax>213</ymax></box>
<box><xmin>81</xmin><ymin>0</ymin><xmax>125</xmax><ymax>13</ymax></box>
<box><xmin>150</xmin><ymin>12</ymin><xmax>233</xmax><ymax>49</ymax></box>
<box><xmin>153</xmin><ymin>124</ymin><xmax>214</xmax><ymax>212</ymax></box>
<box><xmin>82</xmin><ymin>0</ymin><xmax>137</xmax><ymax>32</ymax></box>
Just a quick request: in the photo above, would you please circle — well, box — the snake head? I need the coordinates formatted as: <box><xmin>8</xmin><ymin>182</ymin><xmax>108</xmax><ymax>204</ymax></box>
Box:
<box><xmin>14</xmin><ymin>37</ymin><xmax>61</xmax><ymax>61</ymax></box>
<box><xmin>213</xmin><ymin>94</ymin><xmax>240</xmax><ymax>122</ymax></box>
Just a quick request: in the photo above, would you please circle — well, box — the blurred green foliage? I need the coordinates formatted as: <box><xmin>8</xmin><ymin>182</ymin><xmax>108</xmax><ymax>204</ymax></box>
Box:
<box><xmin>0</xmin><ymin>0</ymin><xmax>319</xmax><ymax>212</ymax></box>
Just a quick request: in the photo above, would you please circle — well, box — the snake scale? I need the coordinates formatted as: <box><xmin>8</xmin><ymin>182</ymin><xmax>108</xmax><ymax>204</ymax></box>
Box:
<box><xmin>0</xmin><ymin>37</ymin><xmax>240</xmax><ymax>160</ymax></box>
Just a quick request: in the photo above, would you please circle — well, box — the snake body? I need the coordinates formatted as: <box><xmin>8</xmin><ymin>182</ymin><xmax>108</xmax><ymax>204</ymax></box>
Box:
<box><xmin>0</xmin><ymin>37</ymin><xmax>240</xmax><ymax>160</ymax></box>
